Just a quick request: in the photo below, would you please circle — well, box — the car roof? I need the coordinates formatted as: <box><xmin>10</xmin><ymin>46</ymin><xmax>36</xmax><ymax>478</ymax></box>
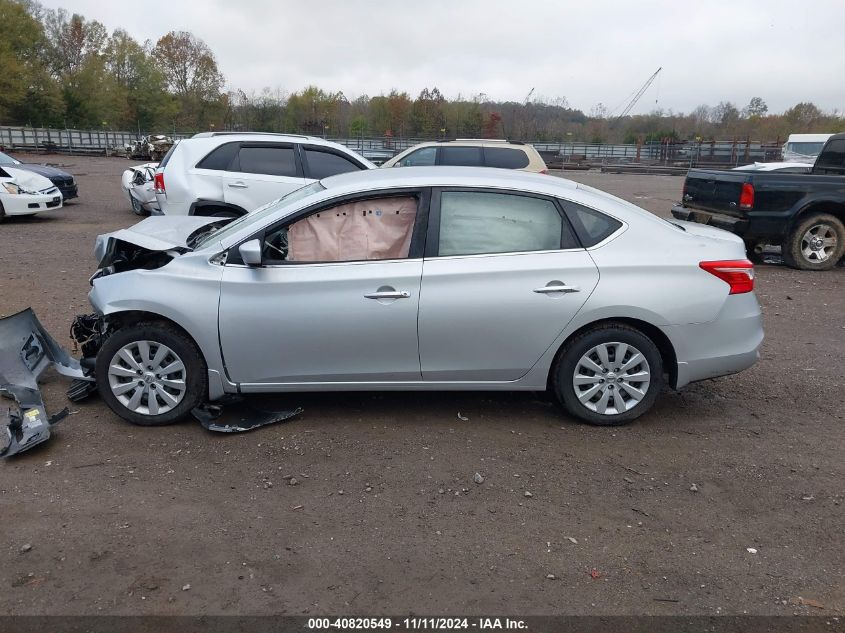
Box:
<box><xmin>320</xmin><ymin>166</ymin><xmax>574</xmax><ymax>195</ymax></box>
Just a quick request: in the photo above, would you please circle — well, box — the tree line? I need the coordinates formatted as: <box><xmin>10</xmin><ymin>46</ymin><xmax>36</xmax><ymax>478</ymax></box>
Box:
<box><xmin>1</xmin><ymin>0</ymin><xmax>843</xmax><ymax>143</ymax></box>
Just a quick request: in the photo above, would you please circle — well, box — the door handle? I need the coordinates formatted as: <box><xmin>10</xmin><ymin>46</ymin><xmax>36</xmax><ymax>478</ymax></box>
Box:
<box><xmin>364</xmin><ymin>291</ymin><xmax>410</xmax><ymax>300</ymax></box>
<box><xmin>533</xmin><ymin>284</ymin><xmax>580</xmax><ymax>294</ymax></box>
<box><xmin>228</xmin><ymin>182</ymin><xmax>248</xmax><ymax>188</ymax></box>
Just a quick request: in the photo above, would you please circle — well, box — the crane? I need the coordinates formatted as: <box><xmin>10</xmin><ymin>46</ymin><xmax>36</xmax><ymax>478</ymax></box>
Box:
<box><xmin>523</xmin><ymin>87</ymin><xmax>535</xmax><ymax>105</ymax></box>
<box><xmin>612</xmin><ymin>67</ymin><xmax>662</xmax><ymax>123</ymax></box>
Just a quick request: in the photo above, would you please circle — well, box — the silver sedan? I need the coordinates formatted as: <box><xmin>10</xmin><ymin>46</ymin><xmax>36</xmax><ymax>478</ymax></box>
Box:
<box><xmin>85</xmin><ymin>167</ymin><xmax>763</xmax><ymax>426</ymax></box>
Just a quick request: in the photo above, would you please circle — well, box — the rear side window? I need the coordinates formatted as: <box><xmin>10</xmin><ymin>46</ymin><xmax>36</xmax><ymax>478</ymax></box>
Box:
<box><xmin>440</xmin><ymin>146</ymin><xmax>483</xmax><ymax>167</ymax></box>
<box><xmin>437</xmin><ymin>191</ymin><xmax>575</xmax><ymax>256</ymax></box>
<box><xmin>815</xmin><ymin>139</ymin><xmax>845</xmax><ymax>174</ymax></box>
<box><xmin>484</xmin><ymin>147</ymin><xmax>529</xmax><ymax>169</ymax></box>
<box><xmin>235</xmin><ymin>146</ymin><xmax>298</xmax><ymax>177</ymax></box>
<box><xmin>304</xmin><ymin>149</ymin><xmax>362</xmax><ymax>179</ymax></box>
<box><xmin>564</xmin><ymin>201</ymin><xmax>623</xmax><ymax>247</ymax></box>
<box><xmin>196</xmin><ymin>142</ymin><xmax>239</xmax><ymax>170</ymax></box>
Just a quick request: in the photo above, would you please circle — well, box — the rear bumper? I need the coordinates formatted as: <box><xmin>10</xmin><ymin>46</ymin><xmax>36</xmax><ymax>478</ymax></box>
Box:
<box><xmin>662</xmin><ymin>293</ymin><xmax>763</xmax><ymax>389</ymax></box>
<box><xmin>671</xmin><ymin>204</ymin><xmax>749</xmax><ymax>236</ymax></box>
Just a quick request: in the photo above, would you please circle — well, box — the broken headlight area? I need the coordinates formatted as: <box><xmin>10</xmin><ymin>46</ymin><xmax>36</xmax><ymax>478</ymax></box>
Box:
<box><xmin>0</xmin><ymin>309</ymin><xmax>93</xmax><ymax>458</ymax></box>
<box><xmin>90</xmin><ymin>240</ymin><xmax>178</xmax><ymax>284</ymax></box>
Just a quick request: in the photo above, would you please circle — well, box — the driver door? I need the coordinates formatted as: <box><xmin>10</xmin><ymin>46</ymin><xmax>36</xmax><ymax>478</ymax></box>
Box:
<box><xmin>218</xmin><ymin>190</ymin><xmax>428</xmax><ymax>387</ymax></box>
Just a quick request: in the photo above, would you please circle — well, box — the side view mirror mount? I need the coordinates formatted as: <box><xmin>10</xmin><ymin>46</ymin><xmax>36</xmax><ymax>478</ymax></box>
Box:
<box><xmin>239</xmin><ymin>239</ymin><xmax>263</xmax><ymax>267</ymax></box>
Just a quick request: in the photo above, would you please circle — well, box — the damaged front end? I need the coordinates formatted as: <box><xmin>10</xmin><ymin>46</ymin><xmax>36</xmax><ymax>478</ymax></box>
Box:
<box><xmin>0</xmin><ymin>309</ymin><xmax>94</xmax><ymax>458</ymax></box>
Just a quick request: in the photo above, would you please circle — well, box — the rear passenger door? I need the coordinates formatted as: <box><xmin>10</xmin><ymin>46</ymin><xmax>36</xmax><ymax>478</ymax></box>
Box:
<box><xmin>222</xmin><ymin>143</ymin><xmax>306</xmax><ymax>212</ymax></box>
<box><xmin>418</xmin><ymin>189</ymin><xmax>599</xmax><ymax>382</ymax></box>
<box><xmin>437</xmin><ymin>146</ymin><xmax>483</xmax><ymax>167</ymax></box>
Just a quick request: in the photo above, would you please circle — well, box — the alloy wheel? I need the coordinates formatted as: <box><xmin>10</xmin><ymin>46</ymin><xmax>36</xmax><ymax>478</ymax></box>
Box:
<box><xmin>801</xmin><ymin>223</ymin><xmax>838</xmax><ymax>263</ymax></box>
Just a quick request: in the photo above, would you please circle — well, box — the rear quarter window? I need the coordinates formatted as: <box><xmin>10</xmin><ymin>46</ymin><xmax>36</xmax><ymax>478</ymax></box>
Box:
<box><xmin>484</xmin><ymin>147</ymin><xmax>530</xmax><ymax>169</ymax></box>
<box><xmin>303</xmin><ymin>149</ymin><xmax>363</xmax><ymax>179</ymax></box>
<box><xmin>196</xmin><ymin>142</ymin><xmax>239</xmax><ymax>170</ymax></box>
<box><xmin>563</xmin><ymin>201</ymin><xmax>623</xmax><ymax>247</ymax></box>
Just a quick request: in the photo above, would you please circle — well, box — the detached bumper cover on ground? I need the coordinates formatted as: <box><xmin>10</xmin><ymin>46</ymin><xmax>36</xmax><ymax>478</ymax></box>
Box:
<box><xmin>0</xmin><ymin>309</ymin><xmax>91</xmax><ymax>458</ymax></box>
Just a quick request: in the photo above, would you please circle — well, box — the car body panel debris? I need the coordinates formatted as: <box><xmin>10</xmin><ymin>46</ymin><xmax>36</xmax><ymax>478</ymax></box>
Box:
<box><xmin>191</xmin><ymin>397</ymin><xmax>303</xmax><ymax>433</ymax></box>
<box><xmin>0</xmin><ymin>308</ymin><xmax>92</xmax><ymax>458</ymax></box>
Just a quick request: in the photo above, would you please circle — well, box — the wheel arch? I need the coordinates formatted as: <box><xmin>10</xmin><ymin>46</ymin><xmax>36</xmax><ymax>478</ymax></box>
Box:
<box><xmin>189</xmin><ymin>200</ymin><xmax>248</xmax><ymax>217</ymax></box>
<box><xmin>790</xmin><ymin>200</ymin><xmax>845</xmax><ymax>230</ymax></box>
<box><xmin>546</xmin><ymin>317</ymin><xmax>679</xmax><ymax>390</ymax></box>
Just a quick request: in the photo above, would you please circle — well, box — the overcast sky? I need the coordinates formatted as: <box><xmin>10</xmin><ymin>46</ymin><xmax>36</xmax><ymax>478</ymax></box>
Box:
<box><xmin>38</xmin><ymin>0</ymin><xmax>845</xmax><ymax>114</ymax></box>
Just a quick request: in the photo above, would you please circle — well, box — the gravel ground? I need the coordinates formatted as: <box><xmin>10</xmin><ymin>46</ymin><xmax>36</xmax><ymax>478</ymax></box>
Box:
<box><xmin>0</xmin><ymin>156</ymin><xmax>842</xmax><ymax>616</ymax></box>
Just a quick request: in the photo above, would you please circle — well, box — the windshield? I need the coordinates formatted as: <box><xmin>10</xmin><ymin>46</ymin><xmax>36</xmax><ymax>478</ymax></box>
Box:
<box><xmin>786</xmin><ymin>142</ymin><xmax>825</xmax><ymax>156</ymax></box>
<box><xmin>194</xmin><ymin>181</ymin><xmax>327</xmax><ymax>248</ymax></box>
<box><xmin>0</xmin><ymin>151</ymin><xmax>21</xmax><ymax>165</ymax></box>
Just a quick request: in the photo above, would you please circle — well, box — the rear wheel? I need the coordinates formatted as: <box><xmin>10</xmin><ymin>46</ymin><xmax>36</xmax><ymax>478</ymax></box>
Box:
<box><xmin>782</xmin><ymin>213</ymin><xmax>845</xmax><ymax>271</ymax></box>
<box><xmin>95</xmin><ymin>322</ymin><xmax>206</xmax><ymax>426</ymax></box>
<box><xmin>552</xmin><ymin>324</ymin><xmax>663</xmax><ymax>426</ymax></box>
<box><xmin>130</xmin><ymin>195</ymin><xmax>147</xmax><ymax>216</ymax></box>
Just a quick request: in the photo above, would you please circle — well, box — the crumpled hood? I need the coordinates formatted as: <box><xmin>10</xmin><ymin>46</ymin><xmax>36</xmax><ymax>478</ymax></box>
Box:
<box><xmin>8</xmin><ymin>162</ymin><xmax>73</xmax><ymax>180</ymax></box>
<box><xmin>94</xmin><ymin>216</ymin><xmax>226</xmax><ymax>264</ymax></box>
<box><xmin>1</xmin><ymin>166</ymin><xmax>55</xmax><ymax>192</ymax></box>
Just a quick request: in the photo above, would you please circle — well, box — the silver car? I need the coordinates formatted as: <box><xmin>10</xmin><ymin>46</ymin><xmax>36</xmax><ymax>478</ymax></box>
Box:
<box><xmin>84</xmin><ymin>167</ymin><xmax>763</xmax><ymax>427</ymax></box>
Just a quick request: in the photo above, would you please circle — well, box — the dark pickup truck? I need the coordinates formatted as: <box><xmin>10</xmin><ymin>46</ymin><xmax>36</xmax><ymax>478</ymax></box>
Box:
<box><xmin>672</xmin><ymin>133</ymin><xmax>845</xmax><ymax>270</ymax></box>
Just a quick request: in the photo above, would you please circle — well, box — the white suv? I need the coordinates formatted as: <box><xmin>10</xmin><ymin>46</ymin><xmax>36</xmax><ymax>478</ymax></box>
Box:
<box><xmin>154</xmin><ymin>133</ymin><xmax>375</xmax><ymax>216</ymax></box>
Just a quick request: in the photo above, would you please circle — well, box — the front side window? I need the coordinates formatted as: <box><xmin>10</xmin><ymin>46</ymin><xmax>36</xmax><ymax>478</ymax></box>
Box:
<box><xmin>398</xmin><ymin>147</ymin><xmax>436</xmax><ymax>167</ymax></box>
<box><xmin>263</xmin><ymin>195</ymin><xmax>418</xmax><ymax>263</ymax></box>
<box><xmin>437</xmin><ymin>191</ymin><xmax>570</xmax><ymax>257</ymax></box>
<box><xmin>235</xmin><ymin>146</ymin><xmax>298</xmax><ymax>177</ymax></box>
<box><xmin>440</xmin><ymin>146</ymin><xmax>482</xmax><ymax>167</ymax></box>
<box><xmin>304</xmin><ymin>149</ymin><xmax>362</xmax><ymax>179</ymax></box>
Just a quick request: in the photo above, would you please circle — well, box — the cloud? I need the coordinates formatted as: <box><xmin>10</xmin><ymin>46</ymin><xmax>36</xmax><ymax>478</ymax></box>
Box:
<box><xmin>39</xmin><ymin>0</ymin><xmax>845</xmax><ymax>113</ymax></box>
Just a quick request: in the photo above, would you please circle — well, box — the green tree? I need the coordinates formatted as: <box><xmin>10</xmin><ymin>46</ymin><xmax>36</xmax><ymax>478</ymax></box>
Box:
<box><xmin>0</xmin><ymin>0</ymin><xmax>49</xmax><ymax>121</ymax></box>
<box><xmin>742</xmin><ymin>97</ymin><xmax>768</xmax><ymax>119</ymax></box>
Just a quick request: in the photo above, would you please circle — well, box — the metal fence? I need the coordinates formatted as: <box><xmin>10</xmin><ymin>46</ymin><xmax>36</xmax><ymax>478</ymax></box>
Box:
<box><xmin>1</xmin><ymin>125</ymin><xmax>783</xmax><ymax>167</ymax></box>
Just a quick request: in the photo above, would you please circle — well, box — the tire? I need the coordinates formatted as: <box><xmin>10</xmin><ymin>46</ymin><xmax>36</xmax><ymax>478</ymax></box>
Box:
<box><xmin>95</xmin><ymin>321</ymin><xmax>207</xmax><ymax>426</ymax></box>
<box><xmin>782</xmin><ymin>213</ymin><xmax>845</xmax><ymax>271</ymax></box>
<box><xmin>552</xmin><ymin>323</ymin><xmax>663</xmax><ymax>426</ymax></box>
<box><xmin>130</xmin><ymin>195</ymin><xmax>147</xmax><ymax>216</ymax></box>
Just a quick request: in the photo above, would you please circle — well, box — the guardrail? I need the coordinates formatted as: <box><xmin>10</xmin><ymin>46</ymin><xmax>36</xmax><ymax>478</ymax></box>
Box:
<box><xmin>0</xmin><ymin>125</ymin><xmax>784</xmax><ymax>167</ymax></box>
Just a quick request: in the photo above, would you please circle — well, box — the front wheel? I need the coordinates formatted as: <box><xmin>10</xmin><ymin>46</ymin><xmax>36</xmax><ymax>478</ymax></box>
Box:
<box><xmin>95</xmin><ymin>322</ymin><xmax>207</xmax><ymax>426</ymax></box>
<box><xmin>782</xmin><ymin>213</ymin><xmax>845</xmax><ymax>271</ymax></box>
<box><xmin>552</xmin><ymin>324</ymin><xmax>663</xmax><ymax>426</ymax></box>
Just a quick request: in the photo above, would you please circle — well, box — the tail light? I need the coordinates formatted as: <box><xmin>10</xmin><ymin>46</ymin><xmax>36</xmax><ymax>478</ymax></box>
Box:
<box><xmin>154</xmin><ymin>172</ymin><xmax>165</xmax><ymax>194</ymax></box>
<box><xmin>699</xmin><ymin>259</ymin><xmax>754</xmax><ymax>294</ymax></box>
<box><xmin>739</xmin><ymin>182</ymin><xmax>754</xmax><ymax>209</ymax></box>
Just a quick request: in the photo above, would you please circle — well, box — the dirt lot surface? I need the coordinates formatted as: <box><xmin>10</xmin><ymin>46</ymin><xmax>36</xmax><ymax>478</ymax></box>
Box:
<box><xmin>0</xmin><ymin>156</ymin><xmax>843</xmax><ymax>616</ymax></box>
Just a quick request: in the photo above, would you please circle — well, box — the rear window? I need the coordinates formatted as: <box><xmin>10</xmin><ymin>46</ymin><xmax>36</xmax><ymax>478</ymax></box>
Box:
<box><xmin>196</xmin><ymin>142</ymin><xmax>239</xmax><ymax>170</ymax></box>
<box><xmin>304</xmin><ymin>149</ymin><xmax>362</xmax><ymax>179</ymax></box>
<box><xmin>815</xmin><ymin>139</ymin><xmax>845</xmax><ymax>174</ymax></box>
<box><xmin>564</xmin><ymin>201</ymin><xmax>623</xmax><ymax>247</ymax></box>
<box><xmin>484</xmin><ymin>147</ymin><xmax>529</xmax><ymax>169</ymax></box>
<box><xmin>440</xmin><ymin>146</ymin><xmax>482</xmax><ymax>167</ymax></box>
<box><xmin>159</xmin><ymin>141</ymin><xmax>180</xmax><ymax>168</ymax></box>
<box><xmin>235</xmin><ymin>146</ymin><xmax>298</xmax><ymax>177</ymax></box>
